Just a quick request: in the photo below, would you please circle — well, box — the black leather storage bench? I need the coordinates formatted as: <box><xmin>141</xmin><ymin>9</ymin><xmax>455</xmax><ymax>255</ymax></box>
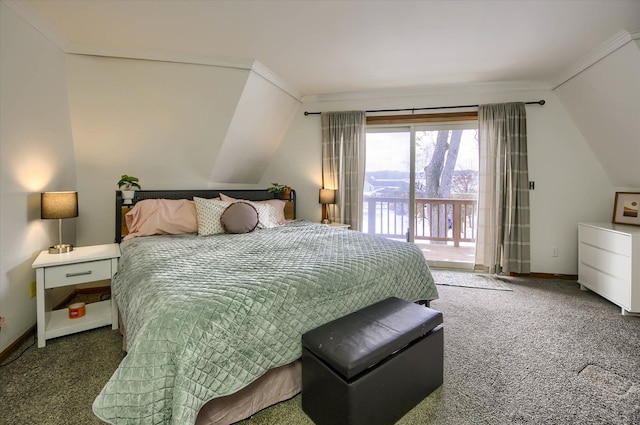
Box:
<box><xmin>301</xmin><ymin>297</ymin><xmax>443</xmax><ymax>425</ymax></box>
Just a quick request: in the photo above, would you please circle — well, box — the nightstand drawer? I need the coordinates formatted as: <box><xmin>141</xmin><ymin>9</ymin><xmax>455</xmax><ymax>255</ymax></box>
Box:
<box><xmin>44</xmin><ymin>260</ymin><xmax>112</xmax><ymax>288</ymax></box>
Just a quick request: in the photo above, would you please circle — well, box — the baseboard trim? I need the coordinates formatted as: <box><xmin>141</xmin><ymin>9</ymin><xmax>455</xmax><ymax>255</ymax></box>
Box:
<box><xmin>0</xmin><ymin>325</ymin><xmax>36</xmax><ymax>365</ymax></box>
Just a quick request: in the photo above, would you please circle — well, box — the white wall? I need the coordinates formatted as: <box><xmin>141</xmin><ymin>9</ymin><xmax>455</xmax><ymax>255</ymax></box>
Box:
<box><xmin>67</xmin><ymin>54</ymin><xmax>301</xmax><ymax>246</ymax></box>
<box><xmin>65</xmin><ymin>55</ymin><xmax>251</xmax><ymax>246</ymax></box>
<box><xmin>261</xmin><ymin>86</ymin><xmax>613</xmax><ymax>275</ymax></box>
<box><xmin>0</xmin><ymin>2</ymin><xmax>77</xmax><ymax>353</ymax></box>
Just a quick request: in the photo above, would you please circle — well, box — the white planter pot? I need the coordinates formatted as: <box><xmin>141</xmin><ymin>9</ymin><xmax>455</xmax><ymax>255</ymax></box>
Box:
<box><xmin>122</xmin><ymin>190</ymin><xmax>136</xmax><ymax>205</ymax></box>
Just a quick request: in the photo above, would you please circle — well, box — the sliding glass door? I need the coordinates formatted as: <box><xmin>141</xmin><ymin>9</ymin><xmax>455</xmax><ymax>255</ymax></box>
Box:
<box><xmin>364</xmin><ymin>122</ymin><xmax>478</xmax><ymax>267</ymax></box>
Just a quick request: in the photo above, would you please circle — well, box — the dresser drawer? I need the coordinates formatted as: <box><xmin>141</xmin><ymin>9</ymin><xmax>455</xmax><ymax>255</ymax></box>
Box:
<box><xmin>579</xmin><ymin>225</ymin><xmax>631</xmax><ymax>256</ymax></box>
<box><xmin>579</xmin><ymin>264</ymin><xmax>630</xmax><ymax>309</ymax></box>
<box><xmin>44</xmin><ymin>259</ymin><xmax>112</xmax><ymax>288</ymax></box>
<box><xmin>579</xmin><ymin>243</ymin><xmax>631</xmax><ymax>282</ymax></box>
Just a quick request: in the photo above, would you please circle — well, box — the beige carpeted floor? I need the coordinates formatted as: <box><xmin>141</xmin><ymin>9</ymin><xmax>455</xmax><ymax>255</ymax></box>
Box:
<box><xmin>1</xmin><ymin>276</ymin><xmax>639</xmax><ymax>425</ymax></box>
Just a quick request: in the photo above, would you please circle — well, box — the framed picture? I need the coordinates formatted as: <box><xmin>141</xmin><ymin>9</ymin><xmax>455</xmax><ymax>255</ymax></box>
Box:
<box><xmin>612</xmin><ymin>192</ymin><xmax>640</xmax><ymax>226</ymax></box>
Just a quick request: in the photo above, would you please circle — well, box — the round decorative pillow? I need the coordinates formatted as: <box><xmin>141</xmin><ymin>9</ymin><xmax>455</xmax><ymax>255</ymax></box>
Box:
<box><xmin>220</xmin><ymin>201</ymin><xmax>259</xmax><ymax>234</ymax></box>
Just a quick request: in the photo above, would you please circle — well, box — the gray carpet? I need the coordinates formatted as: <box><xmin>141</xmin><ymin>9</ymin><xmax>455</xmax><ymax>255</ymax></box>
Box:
<box><xmin>0</xmin><ymin>323</ymin><xmax>124</xmax><ymax>424</ymax></box>
<box><xmin>1</xmin><ymin>277</ymin><xmax>639</xmax><ymax>425</ymax></box>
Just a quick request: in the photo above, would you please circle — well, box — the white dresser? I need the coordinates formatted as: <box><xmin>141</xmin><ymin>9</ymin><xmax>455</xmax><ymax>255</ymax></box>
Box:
<box><xmin>578</xmin><ymin>223</ymin><xmax>640</xmax><ymax>315</ymax></box>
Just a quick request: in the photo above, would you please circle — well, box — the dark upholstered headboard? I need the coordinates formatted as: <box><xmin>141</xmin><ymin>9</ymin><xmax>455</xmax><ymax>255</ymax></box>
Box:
<box><xmin>115</xmin><ymin>189</ymin><xmax>296</xmax><ymax>243</ymax></box>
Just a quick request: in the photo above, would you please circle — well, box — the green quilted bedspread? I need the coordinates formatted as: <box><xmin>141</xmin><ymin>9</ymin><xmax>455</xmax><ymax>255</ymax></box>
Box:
<box><xmin>93</xmin><ymin>221</ymin><xmax>438</xmax><ymax>424</ymax></box>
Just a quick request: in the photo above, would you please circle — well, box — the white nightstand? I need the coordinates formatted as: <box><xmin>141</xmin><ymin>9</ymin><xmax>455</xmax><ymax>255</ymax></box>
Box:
<box><xmin>32</xmin><ymin>244</ymin><xmax>121</xmax><ymax>347</ymax></box>
<box><xmin>326</xmin><ymin>222</ymin><xmax>350</xmax><ymax>229</ymax></box>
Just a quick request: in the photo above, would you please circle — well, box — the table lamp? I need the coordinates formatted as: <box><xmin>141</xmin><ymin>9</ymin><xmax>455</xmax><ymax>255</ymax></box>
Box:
<box><xmin>319</xmin><ymin>189</ymin><xmax>336</xmax><ymax>224</ymax></box>
<box><xmin>41</xmin><ymin>191</ymin><xmax>78</xmax><ymax>254</ymax></box>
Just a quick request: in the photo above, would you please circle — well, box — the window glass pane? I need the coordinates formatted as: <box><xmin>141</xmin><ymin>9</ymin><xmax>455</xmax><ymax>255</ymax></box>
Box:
<box><xmin>363</xmin><ymin>130</ymin><xmax>410</xmax><ymax>240</ymax></box>
<box><xmin>415</xmin><ymin>128</ymin><xmax>478</xmax><ymax>198</ymax></box>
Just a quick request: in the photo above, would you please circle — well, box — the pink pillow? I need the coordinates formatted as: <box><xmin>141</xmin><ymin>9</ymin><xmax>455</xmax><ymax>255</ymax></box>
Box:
<box><xmin>260</xmin><ymin>199</ymin><xmax>287</xmax><ymax>225</ymax></box>
<box><xmin>124</xmin><ymin>199</ymin><xmax>198</xmax><ymax>240</ymax></box>
<box><xmin>219</xmin><ymin>193</ymin><xmax>286</xmax><ymax>225</ymax></box>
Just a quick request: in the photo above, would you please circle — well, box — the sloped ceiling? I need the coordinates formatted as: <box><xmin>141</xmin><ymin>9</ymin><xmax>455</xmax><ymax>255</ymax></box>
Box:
<box><xmin>555</xmin><ymin>39</ymin><xmax>640</xmax><ymax>188</ymax></box>
<box><xmin>5</xmin><ymin>0</ymin><xmax>640</xmax><ymax>187</ymax></box>
<box><xmin>210</xmin><ymin>70</ymin><xmax>300</xmax><ymax>184</ymax></box>
<box><xmin>14</xmin><ymin>0</ymin><xmax>640</xmax><ymax>95</ymax></box>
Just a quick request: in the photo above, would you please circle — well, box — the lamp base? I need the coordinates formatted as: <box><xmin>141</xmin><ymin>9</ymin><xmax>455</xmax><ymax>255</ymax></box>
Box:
<box><xmin>49</xmin><ymin>244</ymin><xmax>73</xmax><ymax>254</ymax></box>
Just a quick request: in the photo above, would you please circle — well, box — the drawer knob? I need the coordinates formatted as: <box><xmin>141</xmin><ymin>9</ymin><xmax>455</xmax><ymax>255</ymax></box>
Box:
<box><xmin>65</xmin><ymin>270</ymin><xmax>92</xmax><ymax>277</ymax></box>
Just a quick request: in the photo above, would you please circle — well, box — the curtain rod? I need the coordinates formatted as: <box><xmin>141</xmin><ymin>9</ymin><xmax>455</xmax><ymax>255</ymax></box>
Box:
<box><xmin>303</xmin><ymin>100</ymin><xmax>545</xmax><ymax>116</ymax></box>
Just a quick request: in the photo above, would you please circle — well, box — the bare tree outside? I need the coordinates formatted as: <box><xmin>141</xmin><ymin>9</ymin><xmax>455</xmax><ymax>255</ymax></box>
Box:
<box><xmin>420</xmin><ymin>130</ymin><xmax>462</xmax><ymax>236</ymax></box>
<box><xmin>451</xmin><ymin>170</ymin><xmax>478</xmax><ymax>194</ymax></box>
<box><xmin>417</xmin><ymin>129</ymin><xmax>478</xmax><ymax>199</ymax></box>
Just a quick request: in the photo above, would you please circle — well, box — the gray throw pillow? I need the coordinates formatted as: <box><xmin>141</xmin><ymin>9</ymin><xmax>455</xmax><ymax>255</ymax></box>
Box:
<box><xmin>220</xmin><ymin>201</ymin><xmax>259</xmax><ymax>234</ymax></box>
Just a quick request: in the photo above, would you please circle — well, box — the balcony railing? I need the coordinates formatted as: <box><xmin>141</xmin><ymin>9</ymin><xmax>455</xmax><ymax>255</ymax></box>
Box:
<box><xmin>364</xmin><ymin>196</ymin><xmax>477</xmax><ymax>247</ymax></box>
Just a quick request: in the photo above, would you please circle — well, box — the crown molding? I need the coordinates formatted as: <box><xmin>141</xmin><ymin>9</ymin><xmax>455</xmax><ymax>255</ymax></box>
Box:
<box><xmin>250</xmin><ymin>60</ymin><xmax>302</xmax><ymax>101</ymax></box>
<box><xmin>551</xmin><ymin>28</ymin><xmax>639</xmax><ymax>89</ymax></box>
<box><xmin>65</xmin><ymin>43</ymin><xmax>255</xmax><ymax>70</ymax></box>
<box><xmin>301</xmin><ymin>81</ymin><xmax>552</xmax><ymax>104</ymax></box>
<box><xmin>2</xmin><ymin>0</ymin><xmax>70</xmax><ymax>51</ymax></box>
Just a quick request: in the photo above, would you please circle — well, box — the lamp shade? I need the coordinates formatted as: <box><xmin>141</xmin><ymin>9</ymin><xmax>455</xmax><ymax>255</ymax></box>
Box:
<box><xmin>319</xmin><ymin>189</ymin><xmax>336</xmax><ymax>205</ymax></box>
<box><xmin>41</xmin><ymin>191</ymin><xmax>78</xmax><ymax>219</ymax></box>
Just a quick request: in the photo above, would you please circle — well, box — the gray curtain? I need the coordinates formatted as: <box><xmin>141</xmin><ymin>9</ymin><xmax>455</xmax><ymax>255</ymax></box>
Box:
<box><xmin>476</xmin><ymin>102</ymin><xmax>531</xmax><ymax>274</ymax></box>
<box><xmin>321</xmin><ymin>111</ymin><xmax>366</xmax><ymax>230</ymax></box>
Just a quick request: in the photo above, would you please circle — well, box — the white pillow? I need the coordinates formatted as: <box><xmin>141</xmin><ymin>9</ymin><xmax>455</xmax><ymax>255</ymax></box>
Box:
<box><xmin>249</xmin><ymin>201</ymin><xmax>277</xmax><ymax>229</ymax></box>
<box><xmin>193</xmin><ymin>197</ymin><xmax>231</xmax><ymax>236</ymax></box>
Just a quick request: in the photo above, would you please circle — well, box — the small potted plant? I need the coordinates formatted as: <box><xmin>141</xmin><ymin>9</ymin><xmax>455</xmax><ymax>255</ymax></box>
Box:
<box><xmin>117</xmin><ymin>174</ymin><xmax>141</xmax><ymax>205</ymax></box>
<box><xmin>268</xmin><ymin>182</ymin><xmax>291</xmax><ymax>200</ymax></box>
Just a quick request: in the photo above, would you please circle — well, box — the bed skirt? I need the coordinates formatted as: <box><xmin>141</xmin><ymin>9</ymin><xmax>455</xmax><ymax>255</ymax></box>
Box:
<box><xmin>196</xmin><ymin>361</ymin><xmax>301</xmax><ymax>425</ymax></box>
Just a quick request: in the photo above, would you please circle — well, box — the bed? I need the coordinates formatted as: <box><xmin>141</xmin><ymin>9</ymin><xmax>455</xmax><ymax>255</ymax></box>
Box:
<box><xmin>93</xmin><ymin>189</ymin><xmax>438</xmax><ymax>425</ymax></box>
